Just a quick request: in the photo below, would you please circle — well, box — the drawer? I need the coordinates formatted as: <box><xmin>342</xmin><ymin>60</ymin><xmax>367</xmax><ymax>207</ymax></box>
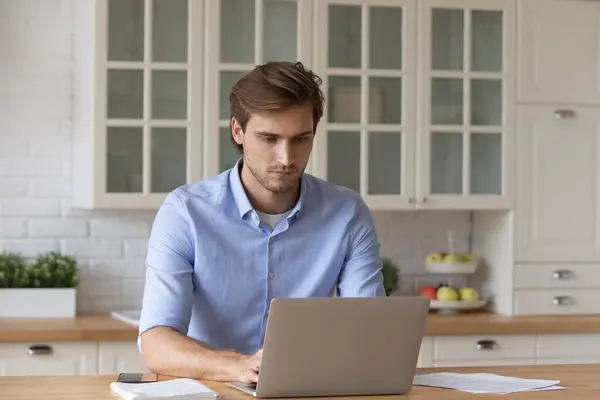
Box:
<box><xmin>514</xmin><ymin>263</ymin><xmax>600</xmax><ymax>289</ymax></box>
<box><xmin>514</xmin><ymin>289</ymin><xmax>600</xmax><ymax>315</ymax></box>
<box><xmin>537</xmin><ymin>334</ymin><xmax>600</xmax><ymax>358</ymax></box>
<box><xmin>433</xmin><ymin>335</ymin><xmax>536</xmax><ymax>362</ymax></box>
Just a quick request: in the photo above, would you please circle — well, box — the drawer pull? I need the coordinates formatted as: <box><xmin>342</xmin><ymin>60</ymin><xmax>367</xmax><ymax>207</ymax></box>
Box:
<box><xmin>475</xmin><ymin>340</ymin><xmax>497</xmax><ymax>351</ymax></box>
<box><xmin>27</xmin><ymin>345</ymin><xmax>53</xmax><ymax>356</ymax></box>
<box><xmin>554</xmin><ymin>109</ymin><xmax>576</xmax><ymax>119</ymax></box>
<box><xmin>552</xmin><ymin>269</ymin><xmax>572</xmax><ymax>279</ymax></box>
<box><xmin>552</xmin><ymin>295</ymin><xmax>573</xmax><ymax>306</ymax></box>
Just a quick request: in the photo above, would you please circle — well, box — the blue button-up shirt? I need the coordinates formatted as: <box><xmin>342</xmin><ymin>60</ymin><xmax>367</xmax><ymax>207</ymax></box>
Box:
<box><xmin>139</xmin><ymin>160</ymin><xmax>385</xmax><ymax>355</ymax></box>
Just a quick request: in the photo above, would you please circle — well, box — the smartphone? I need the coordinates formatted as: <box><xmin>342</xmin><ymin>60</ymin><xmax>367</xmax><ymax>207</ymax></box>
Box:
<box><xmin>117</xmin><ymin>372</ymin><xmax>158</xmax><ymax>384</ymax></box>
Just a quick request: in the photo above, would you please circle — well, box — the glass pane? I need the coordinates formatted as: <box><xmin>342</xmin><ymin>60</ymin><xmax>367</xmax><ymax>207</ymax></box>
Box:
<box><xmin>107</xmin><ymin>69</ymin><xmax>143</xmax><ymax>119</ymax></box>
<box><xmin>108</xmin><ymin>0</ymin><xmax>143</xmax><ymax>62</ymax></box>
<box><xmin>221</xmin><ymin>0</ymin><xmax>255</xmax><ymax>63</ymax></box>
<box><xmin>106</xmin><ymin>127</ymin><xmax>143</xmax><ymax>193</ymax></box>
<box><xmin>471</xmin><ymin>79</ymin><xmax>502</xmax><ymax>126</ymax></box>
<box><xmin>328</xmin><ymin>76</ymin><xmax>361</xmax><ymax>123</ymax></box>
<box><xmin>327</xmin><ymin>131</ymin><xmax>360</xmax><ymax>192</ymax></box>
<box><xmin>369</xmin><ymin>6</ymin><xmax>402</xmax><ymax>69</ymax></box>
<box><xmin>368</xmin><ymin>132</ymin><xmax>401</xmax><ymax>194</ymax></box>
<box><xmin>431</xmin><ymin>132</ymin><xmax>462</xmax><ymax>194</ymax></box>
<box><xmin>152</xmin><ymin>0</ymin><xmax>188</xmax><ymax>62</ymax></box>
<box><xmin>472</xmin><ymin>10</ymin><xmax>502</xmax><ymax>72</ymax></box>
<box><xmin>220</xmin><ymin>71</ymin><xmax>248</xmax><ymax>120</ymax></box>
<box><xmin>369</xmin><ymin>77</ymin><xmax>402</xmax><ymax>124</ymax></box>
<box><xmin>328</xmin><ymin>5</ymin><xmax>361</xmax><ymax>68</ymax></box>
<box><xmin>264</xmin><ymin>0</ymin><xmax>297</xmax><ymax>62</ymax></box>
<box><xmin>431</xmin><ymin>78</ymin><xmax>463</xmax><ymax>125</ymax></box>
<box><xmin>220</xmin><ymin>127</ymin><xmax>241</xmax><ymax>172</ymax></box>
<box><xmin>471</xmin><ymin>133</ymin><xmax>502</xmax><ymax>194</ymax></box>
<box><xmin>152</xmin><ymin>71</ymin><xmax>187</xmax><ymax>119</ymax></box>
<box><xmin>432</xmin><ymin>8</ymin><xmax>463</xmax><ymax>71</ymax></box>
<box><xmin>151</xmin><ymin>128</ymin><xmax>187</xmax><ymax>192</ymax></box>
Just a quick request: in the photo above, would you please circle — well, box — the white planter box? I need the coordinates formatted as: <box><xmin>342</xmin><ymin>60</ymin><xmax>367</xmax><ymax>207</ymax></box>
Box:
<box><xmin>0</xmin><ymin>288</ymin><xmax>76</xmax><ymax>318</ymax></box>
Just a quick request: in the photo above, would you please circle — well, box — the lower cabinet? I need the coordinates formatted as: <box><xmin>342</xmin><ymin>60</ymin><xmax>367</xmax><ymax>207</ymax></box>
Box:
<box><xmin>418</xmin><ymin>333</ymin><xmax>600</xmax><ymax>367</ymax></box>
<box><xmin>98</xmin><ymin>341</ymin><xmax>148</xmax><ymax>374</ymax></box>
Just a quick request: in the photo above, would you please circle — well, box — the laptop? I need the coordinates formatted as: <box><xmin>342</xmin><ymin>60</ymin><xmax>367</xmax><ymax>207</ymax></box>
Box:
<box><xmin>227</xmin><ymin>295</ymin><xmax>430</xmax><ymax>398</ymax></box>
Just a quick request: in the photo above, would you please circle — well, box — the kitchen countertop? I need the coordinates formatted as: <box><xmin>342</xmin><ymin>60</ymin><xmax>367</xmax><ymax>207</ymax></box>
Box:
<box><xmin>3</xmin><ymin>364</ymin><xmax>599</xmax><ymax>399</ymax></box>
<box><xmin>3</xmin><ymin>312</ymin><xmax>600</xmax><ymax>342</ymax></box>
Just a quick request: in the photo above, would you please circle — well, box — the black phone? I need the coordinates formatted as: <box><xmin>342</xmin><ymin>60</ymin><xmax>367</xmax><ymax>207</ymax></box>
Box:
<box><xmin>117</xmin><ymin>372</ymin><xmax>158</xmax><ymax>384</ymax></box>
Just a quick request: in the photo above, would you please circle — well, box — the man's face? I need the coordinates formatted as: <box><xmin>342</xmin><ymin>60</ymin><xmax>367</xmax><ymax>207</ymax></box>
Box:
<box><xmin>232</xmin><ymin>104</ymin><xmax>314</xmax><ymax>194</ymax></box>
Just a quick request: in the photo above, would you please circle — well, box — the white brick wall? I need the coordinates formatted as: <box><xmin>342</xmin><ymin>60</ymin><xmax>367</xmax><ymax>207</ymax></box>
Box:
<box><xmin>0</xmin><ymin>0</ymin><xmax>470</xmax><ymax>315</ymax></box>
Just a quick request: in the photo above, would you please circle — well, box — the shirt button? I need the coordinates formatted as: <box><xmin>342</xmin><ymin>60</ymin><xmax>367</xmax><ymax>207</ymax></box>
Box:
<box><xmin>268</xmin><ymin>272</ymin><xmax>274</xmax><ymax>279</ymax></box>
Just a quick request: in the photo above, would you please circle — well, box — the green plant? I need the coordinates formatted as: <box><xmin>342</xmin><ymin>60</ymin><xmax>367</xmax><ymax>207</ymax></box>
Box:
<box><xmin>381</xmin><ymin>258</ymin><xmax>400</xmax><ymax>296</ymax></box>
<box><xmin>0</xmin><ymin>251</ymin><xmax>30</xmax><ymax>288</ymax></box>
<box><xmin>30</xmin><ymin>251</ymin><xmax>79</xmax><ymax>288</ymax></box>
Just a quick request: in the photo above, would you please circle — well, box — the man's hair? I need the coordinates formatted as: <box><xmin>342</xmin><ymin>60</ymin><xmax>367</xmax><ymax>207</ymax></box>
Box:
<box><xmin>228</xmin><ymin>61</ymin><xmax>325</xmax><ymax>153</ymax></box>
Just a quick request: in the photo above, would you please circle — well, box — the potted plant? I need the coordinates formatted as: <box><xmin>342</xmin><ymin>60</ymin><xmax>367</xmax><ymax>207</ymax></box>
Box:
<box><xmin>381</xmin><ymin>258</ymin><xmax>400</xmax><ymax>296</ymax></box>
<box><xmin>0</xmin><ymin>251</ymin><xmax>79</xmax><ymax>318</ymax></box>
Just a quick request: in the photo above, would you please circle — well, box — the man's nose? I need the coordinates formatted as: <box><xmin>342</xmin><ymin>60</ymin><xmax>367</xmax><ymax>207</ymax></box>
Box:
<box><xmin>276</xmin><ymin>141</ymin><xmax>293</xmax><ymax>165</ymax></box>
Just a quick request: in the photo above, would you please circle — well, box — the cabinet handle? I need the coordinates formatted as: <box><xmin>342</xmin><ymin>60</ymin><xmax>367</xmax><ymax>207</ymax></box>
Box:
<box><xmin>419</xmin><ymin>197</ymin><xmax>427</xmax><ymax>203</ymax></box>
<box><xmin>475</xmin><ymin>339</ymin><xmax>497</xmax><ymax>351</ymax></box>
<box><xmin>554</xmin><ymin>109</ymin><xmax>576</xmax><ymax>119</ymax></box>
<box><xmin>408</xmin><ymin>197</ymin><xmax>414</xmax><ymax>204</ymax></box>
<box><xmin>552</xmin><ymin>295</ymin><xmax>573</xmax><ymax>306</ymax></box>
<box><xmin>552</xmin><ymin>269</ymin><xmax>572</xmax><ymax>279</ymax></box>
<box><xmin>27</xmin><ymin>344</ymin><xmax>53</xmax><ymax>356</ymax></box>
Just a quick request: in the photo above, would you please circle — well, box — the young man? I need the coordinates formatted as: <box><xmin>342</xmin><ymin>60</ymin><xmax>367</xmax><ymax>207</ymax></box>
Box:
<box><xmin>138</xmin><ymin>61</ymin><xmax>385</xmax><ymax>383</ymax></box>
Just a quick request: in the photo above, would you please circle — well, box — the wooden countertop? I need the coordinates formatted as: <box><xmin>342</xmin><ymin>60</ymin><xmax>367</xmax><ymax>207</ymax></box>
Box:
<box><xmin>3</xmin><ymin>364</ymin><xmax>599</xmax><ymax>399</ymax></box>
<box><xmin>3</xmin><ymin>312</ymin><xmax>600</xmax><ymax>342</ymax></box>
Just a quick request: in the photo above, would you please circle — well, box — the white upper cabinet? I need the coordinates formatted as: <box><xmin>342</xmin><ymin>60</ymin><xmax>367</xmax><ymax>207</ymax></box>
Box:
<box><xmin>204</xmin><ymin>0</ymin><xmax>312</xmax><ymax>179</ymax></box>
<box><xmin>415</xmin><ymin>0</ymin><xmax>515</xmax><ymax>210</ymax></box>
<box><xmin>73</xmin><ymin>0</ymin><xmax>204</xmax><ymax>209</ymax></box>
<box><xmin>73</xmin><ymin>0</ymin><xmax>514</xmax><ymax>210</ymax></box>
<box><xmin>312</xmin><ymin>0</ymin><xmax>417</xmax><ymax>210</ymax></box>
<box><xmin>518</xmin><ymin>0</ymin><xmax>600</xmax><ymax>105</ymax></box>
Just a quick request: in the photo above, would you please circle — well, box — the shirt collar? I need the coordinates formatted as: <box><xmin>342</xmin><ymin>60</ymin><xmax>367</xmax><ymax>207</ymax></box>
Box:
<box><xmin>228</xmin><ymin>158</ymin><xmax>307</xmax><ymax>220</ymax></box>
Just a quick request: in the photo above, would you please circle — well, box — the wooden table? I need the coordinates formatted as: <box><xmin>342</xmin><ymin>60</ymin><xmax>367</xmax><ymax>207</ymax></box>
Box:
<box><xmin>2</xmin><ymin>364</ymin><xmax>599</xmax><ymax>399</ymax></box>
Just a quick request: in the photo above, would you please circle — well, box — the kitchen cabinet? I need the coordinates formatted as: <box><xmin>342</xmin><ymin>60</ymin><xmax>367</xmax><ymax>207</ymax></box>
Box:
<box><xmin>418</xmin><ymin>333</ymin><xmax>600</xmax><ymax>368</ymax></box>
<box><xmin>517</xmin><ymin>0</ymin><xmax>600</xmax><ymax>105</ymax></box>
<box><xmin>0</xmin><ymin>342</ymin><xmax>98</xmax><ymax>376</ymax></box>
<box><xmin>72</xmin><ymin>0</ymin><xmax>514</xmax><ymax>211</ymax></box>
<box><xmin>98</xmin><ymin>340</ymin><xmax>148</xmax><ymax>374</ymax></box>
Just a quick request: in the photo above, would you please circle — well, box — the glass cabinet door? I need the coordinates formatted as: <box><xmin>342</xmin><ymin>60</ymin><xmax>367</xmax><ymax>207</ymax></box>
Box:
<box><xmin>314</xmin><ymin>0</ymin><xmax>416</xmax><ymax>208</ymax></box>
<box><xmin>419</xmin><ymin>0</ymin><xmax>513</xmax><ymax>208</ymax></box>
<box><xmin>104</xmin><ymin>0</ymin><xmax>199</xmax><ymax>196</ymax></box>
<box><xmin>204</xmin><ymin>0</ymin><xmax>311</xmax><ymax>177</ymax></box>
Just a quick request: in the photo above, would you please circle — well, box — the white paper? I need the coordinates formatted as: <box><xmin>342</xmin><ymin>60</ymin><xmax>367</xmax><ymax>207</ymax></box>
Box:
<box><xmin>413</xmin><ymin>372</ymin><xmax>565</xmax><ymax>394</ymax></box>
<box><xmin>110</xmin><ymin>378</ymin><xmax>220</xmax><ymax>399</ymax></box>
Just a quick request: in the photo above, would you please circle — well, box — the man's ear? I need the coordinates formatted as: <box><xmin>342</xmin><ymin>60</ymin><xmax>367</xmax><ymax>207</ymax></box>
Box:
<box><xmin>231</xmin><ymin>118</ymin><xmax>244</xmax><ymax>146</ymax></box>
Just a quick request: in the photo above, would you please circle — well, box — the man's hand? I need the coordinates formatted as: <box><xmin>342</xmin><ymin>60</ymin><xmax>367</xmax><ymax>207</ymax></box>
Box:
<box><xmin>235</xmin><ymin>348</ymin><xmax>262</xmax><ymax>383</ymax></box>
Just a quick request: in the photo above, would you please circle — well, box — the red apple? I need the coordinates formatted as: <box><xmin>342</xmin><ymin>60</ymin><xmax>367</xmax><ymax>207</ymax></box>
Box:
<box><xmin>419</xmin><ymin>285</ymin><xmax>437</xmax><ymax>300</ymax></box>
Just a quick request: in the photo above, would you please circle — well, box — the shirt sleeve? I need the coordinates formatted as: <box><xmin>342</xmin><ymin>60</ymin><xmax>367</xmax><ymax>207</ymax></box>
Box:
<box><xmin>139</xmin><ymin>191</ymin><xmax>195</xmax><ymax>338</ymax></box>
<box><xmin>337</xmin><ymin>199</ymin><xmax>386</xmax><ymax>297</ymax></box>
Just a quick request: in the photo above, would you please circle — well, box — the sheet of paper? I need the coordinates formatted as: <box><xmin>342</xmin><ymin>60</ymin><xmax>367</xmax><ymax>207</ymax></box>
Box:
<box><xmin>413</xmin><ymin>372</ymin><xmax>564</xmax><ymax>394</ymax></box>
<box><xmin>110</xmin><ymin>378</ymin><xmax>220</xmax><ymax>399</ymax></box>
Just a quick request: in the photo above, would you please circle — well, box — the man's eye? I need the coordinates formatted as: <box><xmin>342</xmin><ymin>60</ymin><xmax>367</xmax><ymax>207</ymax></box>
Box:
<box><xmin>263</xmin><ymin>136</ymin><xmax>277</xmax><ymax>142</ymax></box>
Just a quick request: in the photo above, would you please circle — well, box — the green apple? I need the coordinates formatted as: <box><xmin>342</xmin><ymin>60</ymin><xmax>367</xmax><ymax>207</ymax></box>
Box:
<box><xmin>426</xmin><ymin>252</ymin><xmax>444</xmax><ymax>262</ymax></box>
<box><xmin>436</xmin><ymin>286</ymin><xmax>459</xmax><ymax>301</ymax></box>
<box><xmin>459</xmin><ymin>288</ymin><xmax>479</xmax><ymax>301</ymax></box>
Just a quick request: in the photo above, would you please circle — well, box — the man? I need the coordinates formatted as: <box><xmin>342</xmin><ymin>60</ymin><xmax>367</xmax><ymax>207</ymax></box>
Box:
<box><xmin>138</xmin><ymin>61</ymin><xmax>385</xmax><ymax>384</ymax></box>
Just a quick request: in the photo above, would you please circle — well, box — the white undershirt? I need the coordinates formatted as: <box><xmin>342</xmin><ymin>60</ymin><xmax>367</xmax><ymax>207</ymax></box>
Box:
<box><xmin>256</xmin><ymin>210</ymin><xmax>291</xmax><ymax>229</ymax></box>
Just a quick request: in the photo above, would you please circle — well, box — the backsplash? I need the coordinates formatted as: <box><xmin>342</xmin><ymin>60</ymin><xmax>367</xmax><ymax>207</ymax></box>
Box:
<box><xmin>0</xmin><ymin>0</ymin><xmax>471</xmax><ymax>315</ymax></box>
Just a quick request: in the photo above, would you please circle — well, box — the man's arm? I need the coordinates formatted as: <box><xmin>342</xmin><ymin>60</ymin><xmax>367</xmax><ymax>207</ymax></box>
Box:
<box><xmin>139</xmin><ymin>192</ymin><xmax>260</xmax><ymax>382</ymax></box>
<box><xmin>337</xmin><ymin>199</ymin><xmax>386</xmax><ymax>297</ymax></box>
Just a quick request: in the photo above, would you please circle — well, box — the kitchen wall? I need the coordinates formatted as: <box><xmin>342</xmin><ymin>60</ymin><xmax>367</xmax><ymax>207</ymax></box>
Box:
<box><xmin>0</xmin><ymin>0</ymin><xmax>471</xmax><ymax>315</ymax></box>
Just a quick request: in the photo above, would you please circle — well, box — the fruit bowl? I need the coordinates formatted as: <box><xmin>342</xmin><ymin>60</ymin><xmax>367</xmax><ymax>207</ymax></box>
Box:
<box><xmin>425</xmin><ymin>260</ymin><xmax>478</xmax><ymax>274</ymax></box>
<box><xmin>429</xmin><ymin>299</ymin><xmax>488</xmax><ymax>315</ymax></box>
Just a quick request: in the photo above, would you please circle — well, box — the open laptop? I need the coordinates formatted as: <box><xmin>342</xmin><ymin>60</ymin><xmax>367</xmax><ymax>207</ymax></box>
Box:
<box><xmin>227</xmin><ymin>295</ymin><xmax>430</xmax><ymax>398</ymax></box>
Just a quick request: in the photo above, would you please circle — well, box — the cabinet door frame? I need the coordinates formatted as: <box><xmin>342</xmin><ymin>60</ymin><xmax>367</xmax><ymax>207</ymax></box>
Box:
<box><xmin>311</xmin><ymin>0</ymin><xmax>418</xmax><ymax>210</ymax></box>
<box><xmin>416</xmin><ymin>0</ymin><xmax>515</xmax><ymax>210</ymax></box>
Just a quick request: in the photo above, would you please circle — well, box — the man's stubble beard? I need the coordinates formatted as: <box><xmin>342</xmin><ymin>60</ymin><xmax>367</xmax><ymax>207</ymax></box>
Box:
<box><xmin>243</xmin><ymin>153</ymin><xmax>302</xmax><ymax>194</ymax></box>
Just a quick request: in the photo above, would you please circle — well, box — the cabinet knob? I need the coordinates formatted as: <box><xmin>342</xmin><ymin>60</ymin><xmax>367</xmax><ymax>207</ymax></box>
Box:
<box><xmin>27</xmin><ymin>344</ymin><xmax>53</xmax><ymax>356</ymax></box>
<box><xmin>554</xmin><ymin>109</ymin><xmax>576</xmax><ymax>119</ymax></box>
<box><xmin>552</xmin><ymin>295</ymin><xmax>573</xmax><ymax>306</ymax></box>
<box><xmin>475</xmin><ymin>339</ymin><xmax>497</xmax><ymax>351</ymax></box>
<box><xmin>552</xmin><ymin>269</ymin><xmax>571</xmax><ymax>279</ymax></box>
